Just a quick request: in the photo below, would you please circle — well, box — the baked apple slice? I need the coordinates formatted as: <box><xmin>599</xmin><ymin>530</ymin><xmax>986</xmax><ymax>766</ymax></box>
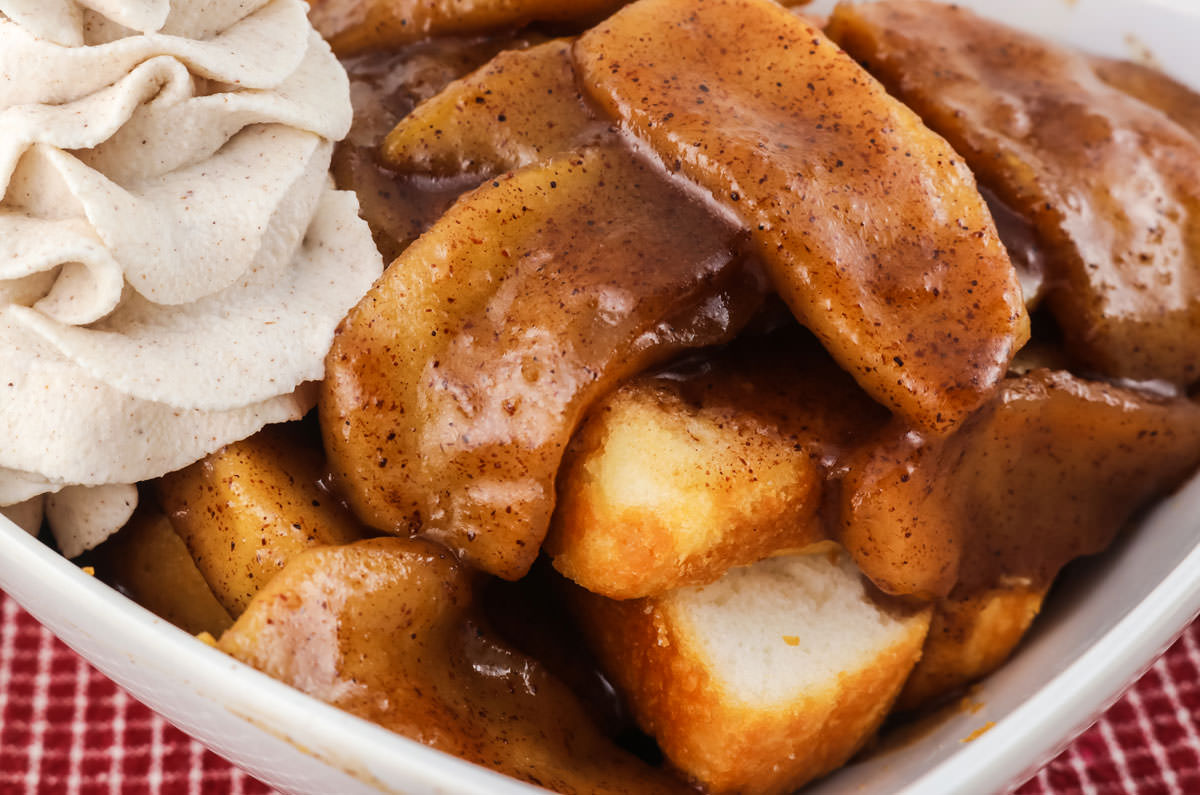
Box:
<box><xmin>159</xmin><ymin>424</ymin><xmax>364</xmax><ymax>616</ymax></box>
<box><xmin>828</xmin><ymin>0</ymin><xmax>1200</xmax><ymax>384</ymax></box>
<box><xmin>841</xmin><ymin>370</ymin><xmax>1200</xmax><ymax>599</ymax></box>
<box><xmin>322</xmin><ymin>145</ymin><xmax>764</xmax><ymax>579</ymax></box>
<box><xmin>896</xmin><ymin>584</ymin><xmax>1048</xmax><ymax>711</ymax></box>
<box><xmin>383</xmin><ymin>39</ymin><xmax>610</xmax><ymax>178</ymax></box>
<box><xmin>220</xmin><ymin>538</ymin><xmax>685</xmax><ymax>794</ymax></box>
<box><xmin>92</xmin><ymin>503</ymin><xmax>234</xmax><ymax>637</ymax></box>
<box><xmin>575</xmin><ymin>0</ymin><xmax>1028</xmax><ymax>434</ymax></box>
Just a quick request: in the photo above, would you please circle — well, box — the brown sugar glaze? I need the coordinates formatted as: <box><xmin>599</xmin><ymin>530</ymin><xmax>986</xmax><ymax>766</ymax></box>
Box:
<box><xmin>308</xmin><ymin>0</ymin><xmax>626</xmax><ymax>55</ymax></box>
<box><xmin>828</xmin><ymin>0</ymin><xmax>1200</xmax><ymax>385</ymax></box>
<box><xmin>336</xmin><ymin>0</ymin><xmax>1200</xmax><ymax>605</ymax></box>
<box><xmin>321</xmin><ymin>143</ymin><xmax>766</xmax><ymax>580</ymax></box>
<box><xmin>325</xmin><ymin>24</ymin><xmax>770</xmax><ymax>581</ymax></box>
<box><xmin>574</xmin><ymin>0</ymin><xmax>1029</xmax><ymax>435</ymax></box>
<box><xmin>215</xmin><ymin>3</ymin><xmax>1200</xmax><ymax>790</ymax></box>
<box><xmin>327</xmin><ymin>0</ymin><xmax>1200</xmax><ymax>634</ymax></box>
<box><xmin>218</xmin><ymin>539</ymin><xmax>687</xmax><ymax>794</ymax></box>
<box><xmin>333</xmin><ymin>35</ymin><xmax>537</xmax><ymax>262</ymax></box>
<box><xmin>326</xmin><ymin>0</ymin><xmax>1200</xmax><ymax>545</ymax></box>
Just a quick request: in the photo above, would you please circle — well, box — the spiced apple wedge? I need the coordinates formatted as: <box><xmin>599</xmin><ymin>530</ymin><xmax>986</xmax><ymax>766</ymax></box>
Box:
<box><xmin>841</xmin><ymin>370</ymin><xmax>1200</xmax><ymax>599</ymax></box>
<box><xmin>322</xmin><ymin>145</ymin><xmax>764</xmax><ymax>579</ymax></box>
<box><xmin>382</xmin><ymin>39</ymin><xmax>611</xmax><ymax>178</ymax></box>
<box><xmin>220</xmin><ymin>538</ymin><xmax>686</xmax><ymax>794</ymax></box>
<box><xmin>575</xmin><ymin>0</ymin><xmax>1029</xmax><ymax>435</ymax></box>
<box><xmin>828</xmin><ymin>0</ymin><xmax>1200</xmax><ymax>384</ymax></box>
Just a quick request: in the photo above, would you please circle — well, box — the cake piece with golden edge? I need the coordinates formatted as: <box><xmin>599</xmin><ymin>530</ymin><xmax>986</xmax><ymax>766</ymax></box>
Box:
<box><xmin>570</xmin><ymin>547</ymin><xmax>931</xmax><ymax>794</ymax></box>
<box><xmin>159</xmin><ymin>424</ymin><xmax>364</xmax><ymax>616</ymax></box>
<box><xmin>383</xmin><ymin>39</ymin><xmax>610</xmax><ymax>178</ymax></box>
<box><xmin>828</xmin><ymin>1</ymin><xmax>1200</xmax><ymax>385</ymax></box>
<box><xmin>92</xmin><ymin>504</ymin><xmax>233</xmax><ymax>637</ymax></box>
<box><xmin>219</xmin><ymin>538</ymin><xmax>686</xmax><ymax>794</ymax></box>
<box><xmin>547</xmin><ymin>337</ymin><xmax>890</xmax><ymax>599</ymax></box>
<box><xmin>307</xmin><ymin>0</ymin><xmax>625</xmax><ymax>54</ymax></box>
<box><xmin>575</xmin><ymin>0</ymin><xmax>1028</xmax><ymax>435</ymax></box>
<box><xmin>896</xmin><ymin>585</ymin><xmax>1047</xmax><ymax>712</ymax></box>
<box><xmin>548</xmin><ymin>379</ymin><xmax>821</xmax><ymax>601</ymax></box>
<box><xmin>321</xmin><ymin>145</ymin><xmax>764</xmax><ymax>580</ymax></box>
<box><xmin>841</xmin><ymin>370</ymin><xmax>1200</xmax><ymax>600</ymax></box>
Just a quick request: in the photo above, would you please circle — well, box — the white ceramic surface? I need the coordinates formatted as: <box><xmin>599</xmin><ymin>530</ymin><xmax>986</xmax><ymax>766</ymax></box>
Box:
<box><xmin>2</xmin><ymin>1</ymin><xmax>1199</xmax><ymax>793</ymax></box>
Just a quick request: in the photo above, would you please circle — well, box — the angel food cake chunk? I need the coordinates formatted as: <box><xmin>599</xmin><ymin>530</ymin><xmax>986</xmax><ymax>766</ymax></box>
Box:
<box><xmin>0</xmin><ymin>0</ymin><xmax>383</xmax><ymax>554</ymax></box>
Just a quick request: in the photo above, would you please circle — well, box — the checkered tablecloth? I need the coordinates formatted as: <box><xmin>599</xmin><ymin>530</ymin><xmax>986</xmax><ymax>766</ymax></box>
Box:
<box><xmin>0</xmin><ymin>591</ymin><xmax>1195</xmax><ymax>794</ymax></box>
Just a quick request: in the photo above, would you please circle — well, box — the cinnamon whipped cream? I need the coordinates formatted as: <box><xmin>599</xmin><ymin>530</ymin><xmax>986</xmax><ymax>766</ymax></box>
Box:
<box><xmin>0</xmin><ymin>0</ymin><xmax>383</xmax><ymax>555</ymax></box>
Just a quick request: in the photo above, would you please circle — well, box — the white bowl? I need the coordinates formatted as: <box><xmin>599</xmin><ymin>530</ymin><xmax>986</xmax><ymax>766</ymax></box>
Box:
<box><xmin>3</xmin><ymin>0</ymin><xmax>1200</xmax><ymax>792</ymax></box>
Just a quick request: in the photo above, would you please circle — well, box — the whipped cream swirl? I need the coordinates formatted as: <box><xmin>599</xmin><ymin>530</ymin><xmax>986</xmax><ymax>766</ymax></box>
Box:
<box><xmin>0</xmin><ymin>0</ymin><xmax>383</xmax><ymax>555</ymax></box>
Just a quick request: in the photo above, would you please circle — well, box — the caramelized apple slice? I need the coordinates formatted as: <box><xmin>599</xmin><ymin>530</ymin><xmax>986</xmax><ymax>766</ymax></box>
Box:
<box><xmin>359</xmin><ymin>38</ymin><xmax>610</xmax><ymax>259</ymax></box>
<box><xmin>334</xmin><ymin>36</ymin><xmax>544</xmax><ymax>261</ymax></box>
<box><xmin>308</xmin><ymin>0</ymin><xmax>624</xmax><ymax>55</ymax></box>
<box><xmin>896</xmin><ymin>584</ymin><xmax>1047</xmax><ymax>711</ymax></box>
<box><xmin>841</xmin><ymin>370</ymin><xmax>1200</xmax><ymax>599</ymax></box>
<box><xmin>92</xmin><ymin>504</ymin><xmax>233</xmax><ymax>637</ymax></box>
<box><xmin>1093</xmin><ymin>57</ymin><xmax>1200</xmax><ymax>140</ymax></box>
<box><xmin>159</xmin><ymin>423</ymin><xmax>364</xmax><ymax>616</ymax></box>
<box><xmin>383</xmin><ymin>39</ymin><xmax>610</xmax><ymax>177</ymax></box>
<box><xmin>828</xmin><ymin>1</ymin><xmax>1200</xmax><ymax>384</ymax></box>
<box><xmin>575</xmin><ymin>0</ymin><xmax>1028</xmax><ymax>434</ymax></box>
<box><xmin>547</xmin><ymin>334</ymin><xmax>889</xmax><ymax>599</ymax></box>
<box><xmin>219</xmin><ymin>538</ymin><xmax>686</xmax><ymax>794</ymax></box>
<box><xmin>321</xmin><ymin>145</ymin><xmax>764</xmax><ymax>580</ymax></box>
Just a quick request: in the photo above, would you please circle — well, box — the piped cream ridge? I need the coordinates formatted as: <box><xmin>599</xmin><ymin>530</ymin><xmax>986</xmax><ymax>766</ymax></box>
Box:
<box><xmin>0</xmin><ymin>0</ymin><xmax>383</xmax><ymax>556</ymax></box>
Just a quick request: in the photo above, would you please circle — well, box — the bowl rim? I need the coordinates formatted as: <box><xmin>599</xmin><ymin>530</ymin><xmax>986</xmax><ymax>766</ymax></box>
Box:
<box><xmin>0</xmin><ymin>513</ymin><xmax>542</xmax><ymax>794</ymax></box>
<box><xmin>896</xmin><ymin>495</ymin><xmax>1200</xmax><ymax>794</ymax></box>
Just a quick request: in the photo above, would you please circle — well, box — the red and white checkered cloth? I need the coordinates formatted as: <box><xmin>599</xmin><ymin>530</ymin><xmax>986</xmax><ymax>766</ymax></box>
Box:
<box><xmin>0</xmin><ymin>591</ymin><xmax>1196</xmax><ymax>794</ymax></box>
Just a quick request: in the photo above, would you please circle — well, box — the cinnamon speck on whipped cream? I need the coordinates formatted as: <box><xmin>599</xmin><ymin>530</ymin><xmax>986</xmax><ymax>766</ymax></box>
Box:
<box><xmin>0</xmin><ymin>0</ymin><xmax>383</xmax><ymax>556</ymax></box>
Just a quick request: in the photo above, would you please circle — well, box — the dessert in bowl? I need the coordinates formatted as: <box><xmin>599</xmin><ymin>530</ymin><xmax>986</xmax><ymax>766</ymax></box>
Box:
<box><xmin>2</xmin><ymin>0</ymin><xmax>1200</xmax><ymax>793</ymax></box>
